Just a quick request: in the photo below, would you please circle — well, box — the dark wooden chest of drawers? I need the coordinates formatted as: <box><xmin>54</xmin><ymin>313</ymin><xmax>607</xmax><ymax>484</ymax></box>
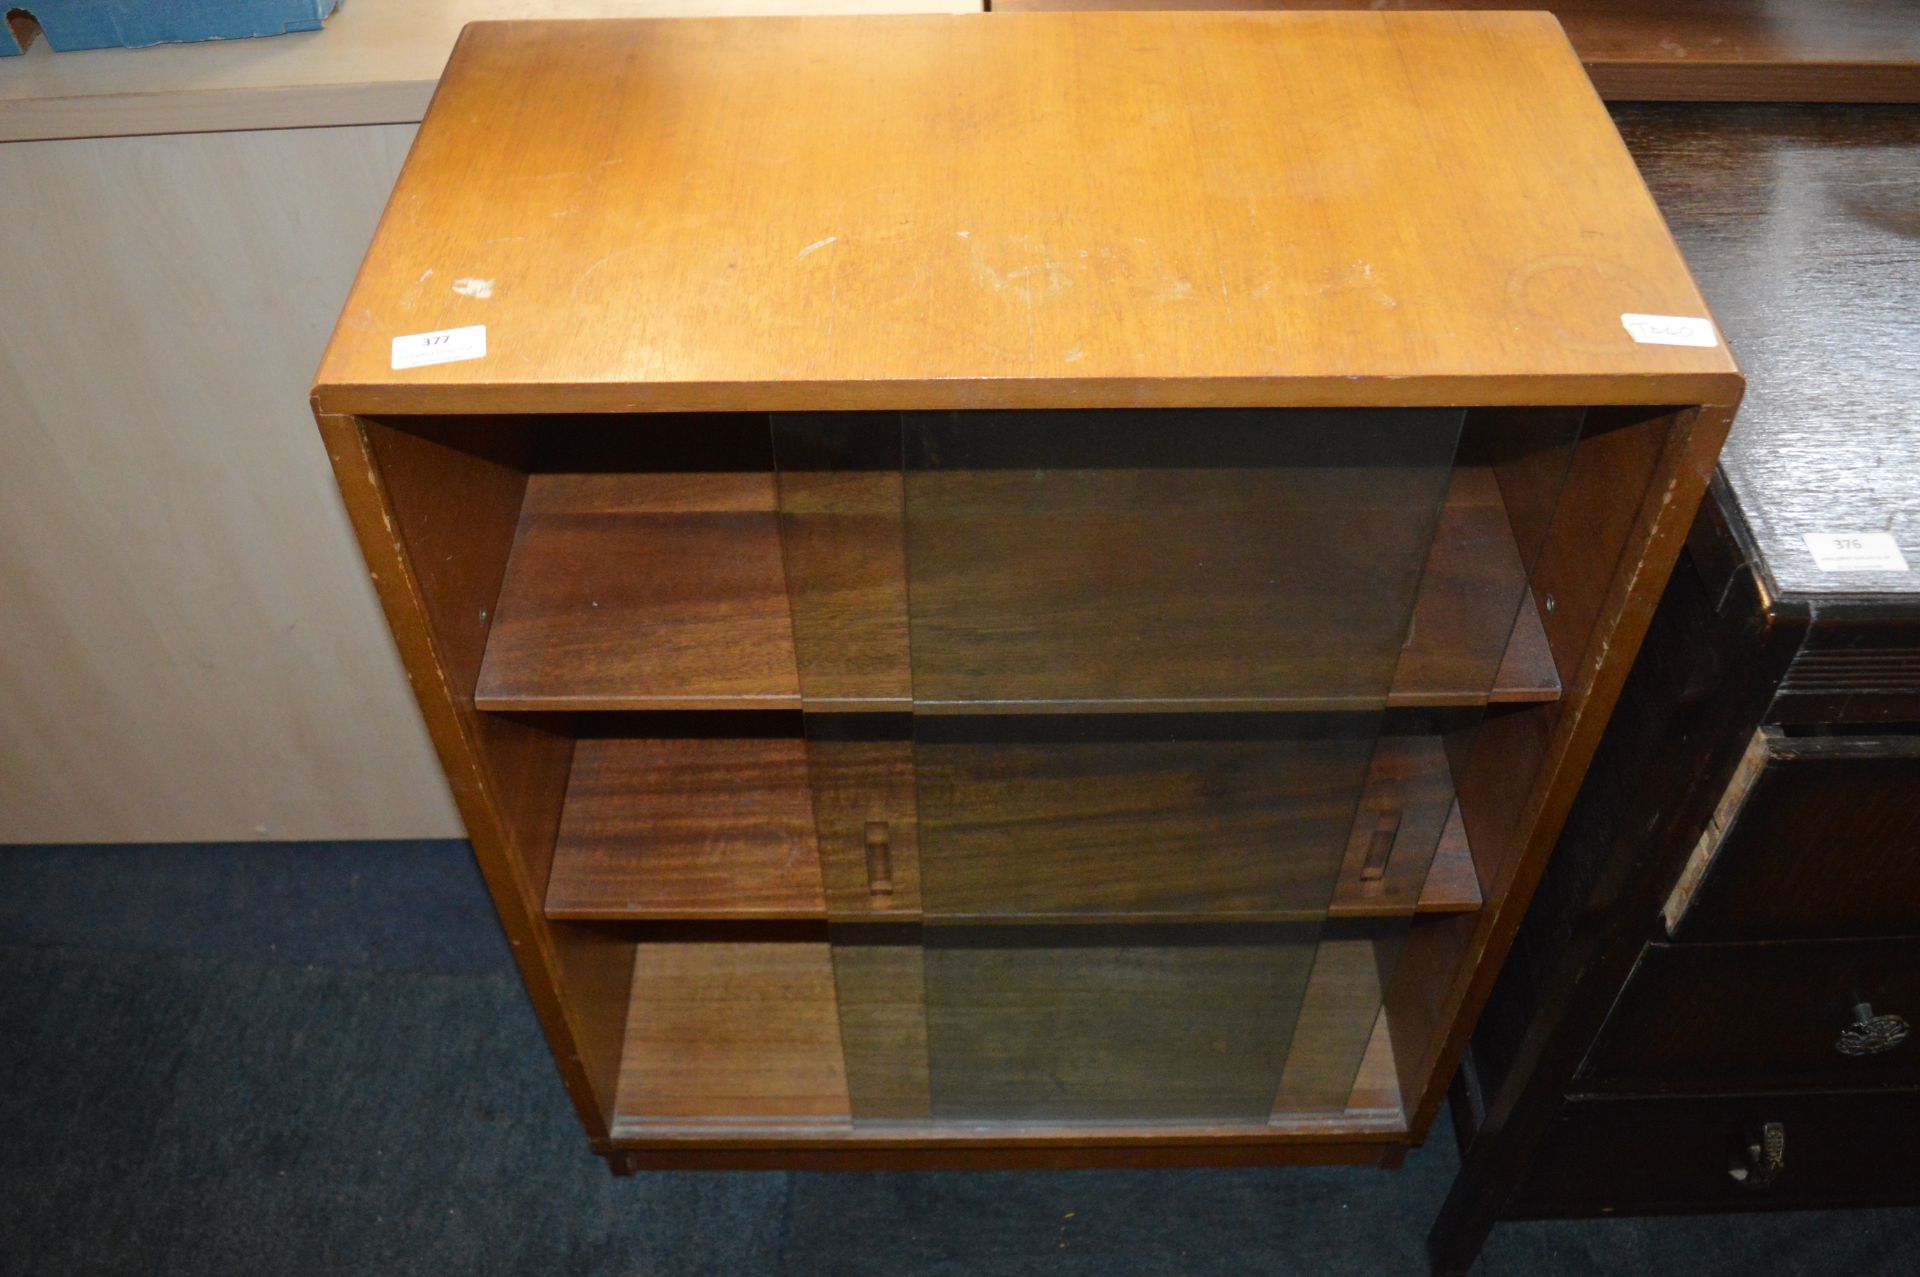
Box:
<box><xmin>1430</xmin><ymin>103</ymin><xmax>1920</xmax><ymax>1272</ymax></box>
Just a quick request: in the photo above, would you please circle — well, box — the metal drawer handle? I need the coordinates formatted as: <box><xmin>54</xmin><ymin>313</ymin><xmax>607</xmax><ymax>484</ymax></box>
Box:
<box><xmin>1837</xmin><ymin>1002</ymin><xmax>1910</xmax><ymax>1057</ymax></box>
<box><xmin>1728</xmin><ymin>1121</ymin><xmax>1786</xmax><ymax>1190</ymax></box>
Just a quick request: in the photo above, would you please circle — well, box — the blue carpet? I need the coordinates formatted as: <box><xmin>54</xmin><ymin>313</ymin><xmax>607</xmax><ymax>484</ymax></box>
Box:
<box><xmin>2</xmin><ymin>841</ymin><xmax>1916</xmax><ymax>1274</ymax></box>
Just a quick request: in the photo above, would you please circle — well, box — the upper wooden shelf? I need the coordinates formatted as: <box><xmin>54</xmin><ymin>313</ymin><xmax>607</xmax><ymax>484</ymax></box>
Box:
<box><xmin>474</xmin><ymin>472</ymin><xmax>800</xmax><ymax>712</ymax></box>
<box><xmin>474</xmin><ymin>466</ymin><xmax>1560</xmax><ymax>714</ymax></box>
<box><xmin>312</xmin><ymin>12</ymin><xmax>1739</xmax><ymax>416</ymax></box>
<box><xmin>991</xmin><ymin>1</ymin><xmax>1920</xmax><ymax>104</ymax></box>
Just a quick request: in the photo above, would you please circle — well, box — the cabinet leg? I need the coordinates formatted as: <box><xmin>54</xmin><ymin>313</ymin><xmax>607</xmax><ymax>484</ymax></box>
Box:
<box><xmin>603</xmin><ymin>1151</ymin><xmax>640</xmax><ymax>1178</ymax></box>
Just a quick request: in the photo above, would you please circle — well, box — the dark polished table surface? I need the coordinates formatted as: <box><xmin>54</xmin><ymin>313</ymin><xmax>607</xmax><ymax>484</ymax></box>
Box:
<box><xmin>1618</xmin><ymin>104</ymin><xmax>1920</xmax><ymax>602</ymax></box>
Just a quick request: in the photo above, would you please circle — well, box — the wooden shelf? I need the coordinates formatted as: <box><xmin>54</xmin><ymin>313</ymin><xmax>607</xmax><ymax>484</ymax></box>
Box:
<box><xmin>545</xmin><ymin>734</ymin><xmax>1478</xmax><ymax>921</ymax></box>
<box><xmin>477</xmin><ymin>466</ymin><xmax>1557</xmax><ymax>714</ymax></box>
<box><xmin>611</xmin><ymin>938</ymin><xmax>1404</xmax><ymax>1140</ymax></box>
<box><xmin>988</xmin><ymin>1</ymin><xmax>1920</xmax><ymax>104</ymax></box>
<box><xmin>616</xmin><ymin>939</ymin><xmax>851</xmax><ymax>1129</ymax></box>
<box><xmin>474</xmin><ymin>473</ymin><xmax>800</xmax><ymax>713</ymax></box>
<box><xmin>545</xmin><ymin>738</ymin><xmax>825</xmax><ymax>921</ymax></box>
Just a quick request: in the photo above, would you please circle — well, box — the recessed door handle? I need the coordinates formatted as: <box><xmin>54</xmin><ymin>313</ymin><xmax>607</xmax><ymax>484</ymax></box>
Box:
<box><xmin>864</xmin><ymin>820</ymin><xmax>894</xmax><ymax>897</ymax></box>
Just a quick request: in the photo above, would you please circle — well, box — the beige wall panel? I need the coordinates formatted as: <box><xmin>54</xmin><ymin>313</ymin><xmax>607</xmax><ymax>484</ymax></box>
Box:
<box><xmin>0</xmin><ymin>0</ymin><xmax>981</xmax><ymax>143</ymax></box>
<box><xmin>0</xmin><ymin>122</ymin><xmax>463</xmax><ymax>843</ymax></box>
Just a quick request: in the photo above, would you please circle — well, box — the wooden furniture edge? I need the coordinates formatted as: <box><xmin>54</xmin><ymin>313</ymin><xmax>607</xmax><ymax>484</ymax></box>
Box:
<box><xmin>314</xmin><ymin>409</ymin><xmax>622</xmax><ymax>1137</ymax></box>
<box><xmin>1585</xmin><ymin>59</ymin><xmax>1920</xmax><ymax>104</ymax></box>
<box><xmin>311</xmin><ymin>375</ymin><xmax>1747</xmax><ymax>418</ymax></box>
<box><xmin>985</xmin><ymin>1</ymin><xmax>1920</xmax><ymax>106</ymax></box>
<box><xmin>596</xmin><ymin>1137</ymin><xmax>1404</xmax><ymax>1171</ymax></box>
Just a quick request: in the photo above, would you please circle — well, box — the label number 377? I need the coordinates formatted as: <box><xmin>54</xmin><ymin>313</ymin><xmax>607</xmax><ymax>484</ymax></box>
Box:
<box><xmin>391</xmin><ymin>324</ymin><xmax>487</xmax><ymax>370</ymax></box>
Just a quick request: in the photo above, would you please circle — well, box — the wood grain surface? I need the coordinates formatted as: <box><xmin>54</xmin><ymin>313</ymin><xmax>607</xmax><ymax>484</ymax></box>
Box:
<box><xmin>1665</xmin><ymin>733</ymin><xmax>1920</xmax><ymax>942</ymax></box>
<box><xmin>618</xmin><ymin>940</ymin><xmax>852</xmax><ymax>1125</ymax></box>
<box><xmin>474</xmin><ymin>471</ymin><xmax>801</xmax><ymax>710</ymax></box>
<box><xmin>776</xmin><ymin>469</ymin><xmax>913</xmax><ymax>708</ymax></box>
<box><xmin>1619</xmin><ymin>105</ymin><xmax>1920</xmax><ymax>600</ymax></box>
<box><xmin>989</xmin><ymin>1</ymin><xmax>1920</xmax><ymax>104</ymax></box>
<box><xmin>327</xmin><ymin>412</ymin><xmax>630</xmax><ymax>1137</ymax></box>
<box><xmin>545</xmin><ymin>737</ymin><xmax>827</xmax><ymax>919</ymax></box>
<box><xmin>472</xmin><ymin>444</ymin><xmax>1564</xmax><ymax>712</ymax></box>
<box><xmin>543</xmin><ymin>727</ymin><xmax>1481</xmax><ymax>922</ymax></box>
<box><xmin>911</xmin><ymin>726</ymin><xmax>1375</xmax><ymax>919</ymax></box>
<box><xmin>313</xmin><ymin>12</ymin><xmax>1738</xmax><ymax>414</ymax></box>
<box><xmin>810</xmin><ymin>738</ymin><xmax>924</xmax><ymax>918</ymax></box>
<box><xmin>1415</xmin><ymin>806</ymin><xmax>1484</xmax><ymax>915</ymax></box>
<box><xmin>1578</xmin><ymin>936</ymin><xmax>1920</xmax><ymax>1093</ymax></box>
<box><xmin>1327</xmin><ymin>737</ymin><xmax>1459</xmax><ymax>918</ymax></box>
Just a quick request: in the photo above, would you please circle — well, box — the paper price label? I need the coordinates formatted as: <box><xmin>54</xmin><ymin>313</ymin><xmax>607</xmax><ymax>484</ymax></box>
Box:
<box><xmin>1802</xmin><ymin>532</ymin><xmax>1910</xmax><ymax>573</ymax></box>
<box><xmin>1620</xmin><ymin>313</ymin><xmax>1718</xmax><ymax>348</ymax></box>
<box><xmin>392</xmin><ymin>325</ymin><xmax>487</xmax><ymax>370</ymax></box>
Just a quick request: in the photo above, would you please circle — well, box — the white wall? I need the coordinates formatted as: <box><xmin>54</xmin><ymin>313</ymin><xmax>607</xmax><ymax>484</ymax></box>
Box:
<box><xmin>0</xmin><ymin>124</ymin><xmax>462</xmax><ymax>841</ymax></box>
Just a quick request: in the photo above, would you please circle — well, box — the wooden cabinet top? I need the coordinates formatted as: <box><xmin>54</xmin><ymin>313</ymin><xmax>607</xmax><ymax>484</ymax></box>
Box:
<box><xmin>312</xmin><ymin>11</ymin><xmax>1741</xmax><ymax>415</ymax></box>
<box><xmin>1621</xmin><ymin>105</ymin><xmax>1920</xmax><ymax>603</ymax></box>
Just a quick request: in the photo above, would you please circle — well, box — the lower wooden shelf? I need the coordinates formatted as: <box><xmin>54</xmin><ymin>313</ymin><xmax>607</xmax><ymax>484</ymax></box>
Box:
<box><xmin>608</xmin><ymin>938</ymin><xmax>1407</xmax><ymax>1145</ymax></box>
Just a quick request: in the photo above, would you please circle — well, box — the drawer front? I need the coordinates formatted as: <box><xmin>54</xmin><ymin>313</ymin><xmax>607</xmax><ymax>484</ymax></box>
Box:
<box><xmin>1580</xmin><ymin>939</ymin><xmax>1920</xmax><ymax>1092</ymax></box>
<box><xmin>1664</xmin><ymin>731</ymin><xmax>1920</xmax><ymax>942</ymax></box>
<box><xmin>1515</xmin><ymin>1091</ymin><xmax>1920</xmax><ymax>1216</ymax></box>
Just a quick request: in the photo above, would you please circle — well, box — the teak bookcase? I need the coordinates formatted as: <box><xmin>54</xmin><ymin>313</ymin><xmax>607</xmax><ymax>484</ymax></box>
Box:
<box><xmin>312</xmin><ymin>12</ymin><xmax>1741</xmax><ymax>1171</ymax></box>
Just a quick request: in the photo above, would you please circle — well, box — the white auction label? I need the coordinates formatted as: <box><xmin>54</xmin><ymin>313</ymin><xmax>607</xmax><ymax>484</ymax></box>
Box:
<box><xmin>1620</xmin><ymin>313</ymin><xmax>1718</xmax><ymax>348</ymax></box>
<box><xmin>1802</xmin><ymin>532</ymin><xmax>1911</xmax><ymax>573</ymax></box>
<box><xmin>391</xmin><ymin>324</ymin><xmax>486</xmax><ymax>370</ymax></box>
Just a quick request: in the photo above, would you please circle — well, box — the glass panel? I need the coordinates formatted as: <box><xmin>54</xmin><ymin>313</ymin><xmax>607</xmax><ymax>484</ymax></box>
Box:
<box><xmin>1270</xmin><ymin>920</ymin><xmax>1402</xmax><ymax>1115</ymax></box>
<box><xmin>912</xmin><ymin>713</ymin><xmax>1376</xmax><ymax>921</ymax></box>
<box><xmin>772</xmin><ymin>413</ymin><xmax>910</xmax><ymax>711</ymax></box>
<box><xmin>771</xmin><ymin>407</ymin><xmax>1587</xmax><ymax>1126</ymax></box>
<box><xmin>899</xmin><ymin>409</ymin><xmax>1461</xmax><ymax>1124</ymax></box>
<box><xmin>901</xmin><ymin>409</ymin><xmax>1466</xmax><ymax>711</ymax></box>
<box><xmin>828</xmin><ymin>921</ymin><xmax>932</xmax><ymax>1122</ymax></box>
<box><xmin>902</xmin><ymin>408</ymin><xmax>1464</xmax><ymax>931</ymax></box>
<box><xmin>923</xmin><ymin>923</ymin><xmax>1319</xmax><ymax>1124</ymax></box>
<box><xmin>1303</xmin><ymin>408</ymin><xmax>1587</xmax><ymax>1110</ymax></box>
